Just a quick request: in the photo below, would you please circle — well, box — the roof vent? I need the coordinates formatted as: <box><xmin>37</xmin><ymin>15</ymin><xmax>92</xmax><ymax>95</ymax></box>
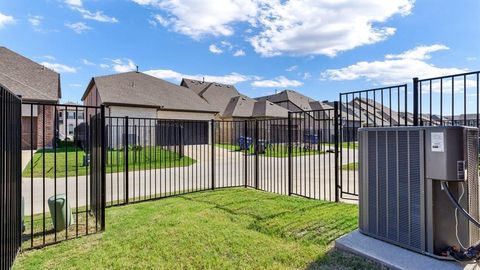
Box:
<box><xmin>136</xmin><ymin>65</ymin><xmax>139</xmax><ymax>73</ymax></box>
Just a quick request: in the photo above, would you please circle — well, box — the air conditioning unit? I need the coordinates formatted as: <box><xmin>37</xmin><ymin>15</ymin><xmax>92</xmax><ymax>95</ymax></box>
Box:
<box><xmin>358</xmin><ymin>126</ymin><xmax>480</xmax><ymax>258</ymax></box>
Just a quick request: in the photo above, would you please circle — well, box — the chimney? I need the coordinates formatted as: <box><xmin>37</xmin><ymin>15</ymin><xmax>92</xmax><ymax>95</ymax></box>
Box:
<box><xmin>202</xmin><ymin>77</ymin><xmax>205</xmax><ymax>83</ymax></box>
<box><xmin>136</xmin><ymin>65</ymin><xmax>139</xmax><ymax>73</ymax></box>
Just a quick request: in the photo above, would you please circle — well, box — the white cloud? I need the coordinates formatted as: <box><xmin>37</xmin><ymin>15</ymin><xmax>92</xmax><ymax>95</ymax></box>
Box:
<box><xmin>64</xmin><ymin>0</ymin><xmax>118</xmax><ymax>23</ymax></box>
<box><xmin>100</xmin><ymin>63</ymin><xmax>110</xmax><ymax>69</ymax></box>
<box><xmin>233</xmin><ymin>49</ymin><xmax>246</xmax><ymax>57</ymax></box>
<box><xmin>321</xmin><ymin>44</ymin><xmax>466</xmax><ymax>85</ymax></box>
<box><xmin>286</xmin><ymin>65</ymin><xmax>298</xmax><ymax>72</ymax></box>
<box><xmin>251</xmin><ymin>76</ymin><xmax>303</xmax><ymax>88</ymax></box>
<box><xmin>131</xmin><ymin>0</ymin><xmax>258</xmax><ymax>39</ymax></box>
<box><xmin>40</xmin><ymin>62</ymin><xmax>77</xmax><ymax>73</ymax></box>
<box><xmin>151</xmin><ymin>14</ymin><xmax>170</xmax><ymax>27</ymax></box>
<box><xmin>385</xmin><ymin>44</ymin><xmax>449</xmax><ymax>60</ymax></box>
<box><xmin>251</xmin><ymin>0</ymin><xmax>413</xmax><ymax>57</ymax></box>
<box><xmin>81</xmin><ymin>59</ymin><xmax>95</xmax><ymax>66</ymax></box>
<box><xmin>65</xmin><ymin>22</ymin><xmax>91</xmax><ymax>33</ymax></box>
<box><xmin>302</xmin><ymin>72</ymin><xmax>311</xmax><ymax>80</ymax></box>
<box><xmin>111</xmin><ymin>58</ymin><xmax>137</xmax><ymax>73</ymax></box>
<box><xmin>0</xmin><ymin>12</ymin><xmax>15</xmax><ymax>29</ymax></box>
<box><xmin>209</xmin><ymin>44</ymin><xmax>223</xmax><ymax>54</ymax></box>
<box><xmin>467</xmin><ymin>56</ymin><xmax>477</xmax><ymax>61</ymax></box>
<box><xmin>65</xmin><ymin>0</ymin><xmax>82</xmax><ymax>7</ymax></box>
<box><xmin>78</xmin><ymin>9</ymin><xmax>119</xmax><ymax>23</ymax></box>
<box><xmin>132</xmin><ymin>0</ymin><xmax>413</xmax><ymax>57</ymax></box>
<box><xmin>69</xmin><ymin>83</ymin><xmax>83</xmax><ymax>87</ymax></box>
<box><xmin>145</xmin><ymin>69</ymin><xmax>251</xmax><ymax>85</ymax></box>
<box><xmin>28</xmin><ymin>15</ymin><xmax>43</xmax><ymax>27</ymax></box>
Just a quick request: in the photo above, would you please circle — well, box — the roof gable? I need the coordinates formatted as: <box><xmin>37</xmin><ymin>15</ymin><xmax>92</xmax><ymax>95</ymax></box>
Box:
<box><xmin>182</xmin><ymin>78</ymin><xmax>241</xmax><ymax>116</ymax></box>
<box><xmin>256</xmin><ymin>90</ymin><xmax>315</xmax><ymax>111</ymax></box>
<box><xmin>0</xmin><ymin>47</ymin><xmax>60</xmax><ymax>102</ymax></box>
<box><xmin>86</xmin><ymin>72</ymin><xmax>218</xmax><ymax>113</ymax></box>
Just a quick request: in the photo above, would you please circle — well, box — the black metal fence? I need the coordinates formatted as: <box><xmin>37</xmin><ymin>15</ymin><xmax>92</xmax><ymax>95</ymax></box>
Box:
<box><xmin>21</xmin><ymin>102</ymin><xmax>105</xmax><ymax>250</ymax></box>
<box><xmin>0</xmin><ymin>86</ymin><xmax>22</xmax><ymax>269</ymax></box>
<box><xmin>4</xmin><ymin>69</ymin><xmax>479</xmax><ymax>266</ymax></box>
<box><xmin>288</xmin><ymin>108</ymin><xmax>339</xmax><ymax>201</ymax></box>
<box><xmin>104</xmin><ymin>117</ymin><xmax>213</xmax><ymax>206</ymax></box>
<box><xmin>338</xmin><ymin>70</ymin><xmax>480</xmax><ymax>200</ymax></box>
<box><xmin>102</xmin><ymin>113</ymin><xmax>341</xmax><ymax>207</ymax></box>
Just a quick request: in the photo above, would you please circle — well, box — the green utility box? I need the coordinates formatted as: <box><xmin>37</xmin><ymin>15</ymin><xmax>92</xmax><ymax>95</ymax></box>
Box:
<box><xmin>48</xmin><ymin>194</ymin><xmax>74</xmax><ymax>232</ymax></box>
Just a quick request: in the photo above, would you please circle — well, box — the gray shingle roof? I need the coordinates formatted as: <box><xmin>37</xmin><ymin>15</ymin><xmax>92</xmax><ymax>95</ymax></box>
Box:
<box><xmin>0</xmin><ymin>47</ymin><xmax>60</xmax><ymax>102</ymax></box>
<box><xmin>256</xmin><ymin>90</ymin><xmax>315</xmax><ymax>111</ymax></box>
<box><xmin>223</xmin><ymin>95</ymin><xmax>289</xmax><ymax>118</ymax></box>
<box><xmin>223</xmin><ymin>95</ymin><xmax>255</xmax><ymax>118</ymax></box>
<box><xmin>253</xmin><ymin>100</ymin><xmax>289</xmax><ymax>118</ymax></box>
<box><xmin>181</xmin><ymin>78</ymin><xmax>240</xmax><ymax>116</ymax></box>
<box><xmin>84</xmin><ymin>72</ymin><xmax>218</xmax><ymax>113</ymax></box>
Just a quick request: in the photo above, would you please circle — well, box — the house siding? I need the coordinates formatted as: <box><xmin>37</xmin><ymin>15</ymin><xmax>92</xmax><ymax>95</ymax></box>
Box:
<box><xmin>157</xmin><ymin>110</ymin><xmax>215</xmax><ymax>121</ymax></box>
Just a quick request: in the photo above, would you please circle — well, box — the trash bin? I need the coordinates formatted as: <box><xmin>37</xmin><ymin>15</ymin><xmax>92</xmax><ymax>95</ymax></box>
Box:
<box><xmin>304</xmin><ymin>133</ymin><xmax>318</xmax><ymax>144</ymax></box>
<box><xmin>48</xmin><ymin>194</ymin><xmax>74</xmax><ymax>232</ymax></box>
<box><xmin>239</xmin><ymin>136</ymin><xmax>253</xmax><ymax>151</ymax></box>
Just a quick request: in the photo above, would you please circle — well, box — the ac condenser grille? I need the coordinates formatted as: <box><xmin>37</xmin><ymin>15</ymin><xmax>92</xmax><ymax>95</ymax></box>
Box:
<box><xmin>398</xmin><ymin>131</ymin><xmax>410</xmax><ymax>246</ymax></box>
<box><xmin>409</xmin><ymin>131</ymin><xmax>422</xmax><ymax>250</ymax></box>
<box><xmin>363</xmin><ymin>129</ymin><xmax>424</xmax><ymax>252</ymax></box>
<box><xmin>387</xmin><ymin>131</ymin><xmax>398</xmax><ymax>241</ymax></box>
<box><xmin>467</xmin><ymin>129</ymin><xmax>480</xmax><ymax>245</ymax></box>
<box><xmin>377</xmin><ymin>131</ymin><xmax>387</xmax><ymax>238</ymax></box>
<box><xmin>367</xmin><ymin>132</ymin><xmax>377</xmax><ymax>235</ymax></box>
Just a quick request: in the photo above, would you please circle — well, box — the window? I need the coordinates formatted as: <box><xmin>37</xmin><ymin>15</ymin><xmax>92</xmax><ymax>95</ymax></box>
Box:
<box><xmin>68</xmin><ymin>124</ymin><xmax>74</xmax><ymax>135</ymax></box>
<box><xmin>67</xmin><ymin>112</ymin><xmax>76</xmax><ymax>119</ymax></box>
<box><xmin>78</xmin><ymin>112</ymin><xmax>84</xmax><ymax>119</ymax></box>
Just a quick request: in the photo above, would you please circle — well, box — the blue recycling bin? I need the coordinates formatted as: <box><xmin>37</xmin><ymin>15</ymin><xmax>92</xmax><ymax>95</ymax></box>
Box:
<box><xmin>304</xmin><ymin>134</ymin><xmax>319</xmax><ymax>144</ymax></box>
<box><xmin>239</xmin><ymin>136</ymin><xmax>253</xmax><ymax>151</ymax></box>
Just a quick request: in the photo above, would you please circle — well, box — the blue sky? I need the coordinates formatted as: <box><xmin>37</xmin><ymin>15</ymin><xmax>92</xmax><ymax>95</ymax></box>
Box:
<box><xmin>0</xmin><ymin>0</ymin><xmax>479</xmax><ymax>105</ymax></box>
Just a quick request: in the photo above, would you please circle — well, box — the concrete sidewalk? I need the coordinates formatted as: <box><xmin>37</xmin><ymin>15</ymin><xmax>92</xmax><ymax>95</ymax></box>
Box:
<box><xmin>22</xmin><ymin>146</ymin><xmax>358</xmax><ymax>215</ymax></box>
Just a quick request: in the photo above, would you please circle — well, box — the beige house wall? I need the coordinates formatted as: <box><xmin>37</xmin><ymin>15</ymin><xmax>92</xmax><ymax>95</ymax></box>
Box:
<box><xmin>157</xmin><ymin>110</ymin><xmax>215</xmax><ymax>121</ymax></box>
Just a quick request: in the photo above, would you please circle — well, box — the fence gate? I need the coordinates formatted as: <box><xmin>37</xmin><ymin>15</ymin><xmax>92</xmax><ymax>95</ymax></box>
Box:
<box><xmin>0</xmin><ymin>86</ymin><xmax>22</xmax><ymax>270</ymax></box>
<box><xmin>21</xmin><ymin>102</ymin><xmax>106</xmax><ymax>250</ymax></box>
<box><xmin>288</xmin><ymin>106</ymin><xmax>340</xmax><ymax>201</ymax></box>
<box><xmin>338</xmin><ymin>84</ymin><xmax>410</xmax><ymax>200</ymax></box>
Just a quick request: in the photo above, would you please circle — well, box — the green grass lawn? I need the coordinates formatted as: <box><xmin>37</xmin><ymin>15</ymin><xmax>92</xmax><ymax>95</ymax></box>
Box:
<box><xmin>341</xmin><ymin>162</ymin><xmax>358</xmax><ymax>171</ymax></box>
<box><xmin>22</xmin><ymin>146</ymin><xmax>196</xmax><ymax>178</ymax></box>
<box><xmin>14</xmin><ymin>189</ymin><xmax>382</xmax><ymax>270</ymax></box>
<box><xmin>216</xmin><ymin>143</ymin><xmax>323</xmax><ymax>157</ymax></box>
<box><xmin>323</xmin><ymin>142</ymin><xmax>358</xmax><ymax>149</ymax></box>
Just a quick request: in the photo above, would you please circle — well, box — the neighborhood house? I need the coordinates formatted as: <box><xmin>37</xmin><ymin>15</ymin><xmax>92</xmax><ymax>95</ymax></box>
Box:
<box><xmin>0</xmin><ymin>47</ymin><xmax>61</xmax><ymax>149</ymax></box>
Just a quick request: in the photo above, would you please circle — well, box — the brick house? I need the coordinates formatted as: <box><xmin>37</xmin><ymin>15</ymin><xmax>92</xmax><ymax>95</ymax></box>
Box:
<box><xmin>0</xmin><ymin>47</ymin><xmax>61</xmax><ymax>149</ymax></box>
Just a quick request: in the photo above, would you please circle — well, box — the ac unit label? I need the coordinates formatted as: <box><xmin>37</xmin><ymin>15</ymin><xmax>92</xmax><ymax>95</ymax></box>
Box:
<box><xmin>431</xmin><ymin>132</ymin><xmax>444</xmax><ymax>152</ymax></box>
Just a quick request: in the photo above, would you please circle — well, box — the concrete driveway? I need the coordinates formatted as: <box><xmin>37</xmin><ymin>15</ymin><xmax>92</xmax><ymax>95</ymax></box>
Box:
<box><xmin>22</xmin><ymin>145</ymin><xmax>358</xmax><ymax>215</ymax></box>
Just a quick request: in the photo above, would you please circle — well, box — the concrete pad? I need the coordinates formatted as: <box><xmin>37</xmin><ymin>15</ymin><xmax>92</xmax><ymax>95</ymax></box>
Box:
<box><xmin>335</xmin><ymin>230</ymin><xmax>480</xmax><ymax>270</ymax></box>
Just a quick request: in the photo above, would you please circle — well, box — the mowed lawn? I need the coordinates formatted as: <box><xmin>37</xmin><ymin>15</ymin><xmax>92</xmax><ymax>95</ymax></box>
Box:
<box><xmin>22</xmin><ymin>146</ymin><xmax>196</xmax><ymax>178</ymax></box>
<box><xmin>14</xmin><ymin>189</ymin><xmax>382</xmax><ymax>270</ymax></box>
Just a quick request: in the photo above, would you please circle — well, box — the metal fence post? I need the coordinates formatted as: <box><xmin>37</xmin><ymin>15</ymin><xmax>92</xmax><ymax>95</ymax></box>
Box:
<box><xmin>254</xmin><ymin>120</ymin><xmax>259</xmax><ymax>189</ymax></box>
<box><xmin>124</xmin><ymin>116</ymin><xmax>129</xmax><ymax>204</ymax></box>
<box><xmin>288</xmin><ymin>112</ymin><xmax>293</xmax><ymax>196</ymax></box>
<box><xmin>334</xmin><ymin>101</ymin><xmax>340</xmax><ymax>202</ymax></box>
<box><xmin>211</xmin><ymin>119</ymin><xmax>215</xmax><ymax>190</ymax></box>
<box><xmin>244</xmin><ymin>120</ymin><xmax>248</xmax><ymax>188</ymax></box>
<box><xmin>413</xmin><ymin>77</ymin><xmax>419</xmax><ymax>126</ymax></box>
<box><xmin>100</xmin><ymin>105</ymin><xmax>106</xmax><ymax>230</ymax></box>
